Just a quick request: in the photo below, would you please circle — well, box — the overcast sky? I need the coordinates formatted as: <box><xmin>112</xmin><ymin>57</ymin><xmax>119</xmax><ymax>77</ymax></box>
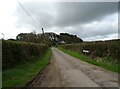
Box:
<box><xmin>0</xmin><ymin>0</ymin><xmax>118</xmax><ymax>41</ymax></box>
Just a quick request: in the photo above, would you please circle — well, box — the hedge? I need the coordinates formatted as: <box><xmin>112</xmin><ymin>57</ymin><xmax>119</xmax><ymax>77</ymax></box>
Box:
<box><xmin>2</xmin><ymin>40</ymin><xmax>49</xmax><ymax>70</ymax></box>
<box><xmin>59</xmin><ymin>39</ymin><xmax>119</xmax><ymax>64</ymax></box>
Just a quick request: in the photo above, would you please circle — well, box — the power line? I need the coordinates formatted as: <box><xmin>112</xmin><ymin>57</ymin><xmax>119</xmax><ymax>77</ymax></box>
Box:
<box><xmin>17</xmin><ymin>0</ymin><xmax>41</xmax><ymax>29</ymax></box>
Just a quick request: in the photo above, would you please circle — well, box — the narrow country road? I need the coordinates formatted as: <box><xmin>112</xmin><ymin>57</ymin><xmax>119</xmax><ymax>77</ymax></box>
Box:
<box><xmin>28</xmin><ymin>47</ymin><xmax>118</xmax><ymax>87</ymax></box>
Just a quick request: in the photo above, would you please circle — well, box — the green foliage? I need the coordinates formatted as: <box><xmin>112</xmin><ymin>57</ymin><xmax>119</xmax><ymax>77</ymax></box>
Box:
<box><xmin>58</xmin><ymin>39</ymin><xmax>119</xmax><ymax>64</ymax></box>
<box><xmin>3</xmin><ymin>48</ymin><xmax>52</xmax><ymax>87</ymax></box>
<box><xmin>58</xmin><ymin>33</ymin><xmax>83</xmax><ymax>44</ymax></box>
<box><xmin>2</xmin><ymin>40</ymin><xmax>49</xmax><ymax>70</ymax></box>
<box><xmin>16</xmin><ymin>32</ymin><xmax>83</xmax><ymax>46</ymax></box>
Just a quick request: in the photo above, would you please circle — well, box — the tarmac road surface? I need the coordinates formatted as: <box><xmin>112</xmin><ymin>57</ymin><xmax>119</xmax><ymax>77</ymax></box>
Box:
<box><xmin>28</xmin><ymin>47</ymin><xmax>118</xmax><ymax>87</ymax></box>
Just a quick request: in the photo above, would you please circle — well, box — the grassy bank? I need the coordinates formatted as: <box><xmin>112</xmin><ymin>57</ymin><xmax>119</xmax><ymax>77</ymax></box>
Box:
<box><xmin>58</xmin><ymin>47</ymin><xmax>118</xmax><ymax>73</ymax></box>
<box><xmin>3</xmin><ymin>48</ymin><xmax>52</xmax><ymax>87</ymax></box>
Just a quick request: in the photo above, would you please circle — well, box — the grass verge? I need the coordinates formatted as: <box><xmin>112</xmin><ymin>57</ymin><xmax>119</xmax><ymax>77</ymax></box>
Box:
<box><xmin>58</xmin><ymin>47</ymin><xmax>119</xmax><ymax>73</ymax></box>
<box><xmin>3</xmin><ymin>48</ymin><xmax>52</xmax><ymax>87</ymax></box>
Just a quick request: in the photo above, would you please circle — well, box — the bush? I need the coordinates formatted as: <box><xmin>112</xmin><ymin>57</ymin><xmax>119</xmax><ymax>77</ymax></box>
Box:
<box><xmin>2</xmin><ymin>40</ymin><xmax>49</xmax><ymax>70</ymax></box>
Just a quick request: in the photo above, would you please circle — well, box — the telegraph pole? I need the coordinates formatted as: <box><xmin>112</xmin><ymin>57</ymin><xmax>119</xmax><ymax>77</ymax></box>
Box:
<box><xmin>42</xmin><ymin>28</ymin><xmax>44</xmax><ymax>34</ymax></box>
<box><xmin>42</xmin><ymin>28</ymin><xmax>45</xmax><ymax>44</ymax></box>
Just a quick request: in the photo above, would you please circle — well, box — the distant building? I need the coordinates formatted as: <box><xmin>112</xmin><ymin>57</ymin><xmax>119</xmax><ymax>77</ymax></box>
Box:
<box><xmin>59</xmin><ymin>41</ymin><xmax>66</xmax><ymax>44</ymax></box>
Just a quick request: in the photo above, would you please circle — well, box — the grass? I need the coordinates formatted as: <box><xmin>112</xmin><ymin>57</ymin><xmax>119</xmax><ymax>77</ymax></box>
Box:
<box><xmin>2</xmin><ymin>48</ymin><xmax>52</xmax><ymax>87</ymax></box>
<box><xmin>58</xmin><ymin>47</ymin><xmax>119</xmax><ymax>73</ymax></box>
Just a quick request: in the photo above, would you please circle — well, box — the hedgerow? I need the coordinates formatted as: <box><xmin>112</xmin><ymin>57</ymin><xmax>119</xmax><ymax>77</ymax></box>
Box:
<box><xmin>59</xmin><ymin>39</ymin><xmax>119</xmax><ymax>64</ymax></box>
<box><xmin>2</xmin><ymin>40</ymin><xmax>49</xmax><ymax>70</ymax></box>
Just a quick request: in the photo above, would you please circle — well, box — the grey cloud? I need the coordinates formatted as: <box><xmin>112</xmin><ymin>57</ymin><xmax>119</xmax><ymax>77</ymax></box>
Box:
<box><xmin>83</xmin><ymin>33</ymin><xmax>118</xmax><ymax>41</ymax></box>
<box><xmin>16</xmin><ymin>2</ymin><xmax>55</xmax><ymax>29</ymax></box>
<box><xmin>74</xmin><ymin>24</ymin><xmax>117</xmax><ymax>39</ymax></box>
<box><xmin>16</xmin><ymin>2</ymin><xmax>117</xmax><ymax>28</ymax></box>
<box><xmin>55</xmin><ymin>14</ymin><xmax>118</xmax><ymax>40</ymax></box>
<box><xmin>15</xmin><ymin>2</ymin><xmax>118</xmax><ymax>41</ymax></box>
<box><xmin>54</xmin><ymin>2</ymin><xmax>117</xmax><ymax>27</ymax></box>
